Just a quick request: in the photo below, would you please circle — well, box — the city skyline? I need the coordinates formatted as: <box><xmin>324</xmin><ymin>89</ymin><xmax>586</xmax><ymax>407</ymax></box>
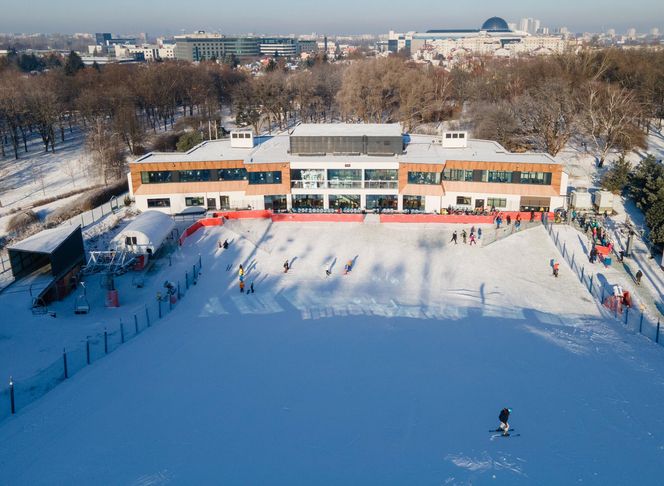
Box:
<box><xmin>1</xmin><ymin>0</ymin><xmax>663</xmax><ymax>35</ymax></box>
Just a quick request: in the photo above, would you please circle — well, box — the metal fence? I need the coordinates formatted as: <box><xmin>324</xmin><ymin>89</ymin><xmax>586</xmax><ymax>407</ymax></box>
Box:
<box><xmin>0</xmin><ymin>254</ymin><xmax>203</xmax><ymax>423</ymax></box>
<box><xmin>545</xmin><ymin>221</ymin><xmax>662</xmax><ymax>346</ymax></box>
<box><xmin>60</xmin><ymin>194</ymin><xmax>124</xmax><ymax>229</ymax></box>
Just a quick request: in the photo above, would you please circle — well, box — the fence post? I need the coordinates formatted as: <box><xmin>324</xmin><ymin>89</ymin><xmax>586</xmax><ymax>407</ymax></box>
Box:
<box><xmin>9</xmin><ymin>377</ymin><xmax>15</xmax><ymax>415</ymax></box>
<box><xmin>63</xmin><ymin>348</ymin><xmax>68</xmax><ymax>379</ymax></box>
<box><xmin>571</xmin><ymin>252</ymin><xmax>575</xmax><ymax>271</ymax></box>
<box><xmin>86</xmin><ymin>337</ymin><xmax>90</xmax><ymax>364</ymax></box>
<box><xmin>134</xmin><ymin>314</ymin><xmax>139</xmax><ymax>335</ymax></box>
<box><xmin>104</xmin><ymin>329</ymin><xmax>108</xmax><ymax>354</ymax></box>
<box><xmin>120</xmin><ymin>320</ymin><xmax>125</xmax><ymax>344</ymax></box>
<box><xmin>145</xmin><ymin>305</ymin><xmax>150</xmax><ymax>327</ymax></box>
<box><xmin>640</xmin><ymin>312</ymin><xmax>644</xmax><ymax>333</ymax></box>
<box><xmin>555</xmin><ymin>231</ymin><xmax>559</xmax><ymax>246</ymax></box>
<box><xmin>193</xmin><ymin>264</ymin><xmax>197</xmax><ymax>283</ymax></box>
<box><xmin>199</xmin><ymin>254</ymin><xmax>202</xmax><ymax>269</ymax></box>
<box><xmin>563</xmin><ymin>241</ymin><xmax>566</xmax><ymax>259</ymax></box>
<box><xmin>158</xmin><ymin>299</ymin><xmax>162</xmax><ymax>318</ymax></box>
<box><xmin>588</xmin><ymin>274</ymin><xmax>593</xmax><ymax>293</ymax></box>
<box><xmin>657</xmin><ymin>320</ymin><xmax>661</xmax><ymax>344</ymax></box>
<box><xmin>581</xmin><ymin>266</ymin><xmax>585</xmax><ymax>281</ymax></box>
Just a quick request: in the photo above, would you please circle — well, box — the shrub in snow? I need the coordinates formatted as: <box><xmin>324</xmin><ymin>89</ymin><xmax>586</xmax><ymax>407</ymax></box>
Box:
<box><xmin>6</xmin><ymin>210</ymin><xmax>40</xmax><ymax>235</ymax></box>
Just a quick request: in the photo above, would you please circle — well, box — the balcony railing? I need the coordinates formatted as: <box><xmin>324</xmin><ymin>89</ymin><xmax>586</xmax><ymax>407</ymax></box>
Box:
<box><xmin>290</xmin><ymin>180</ymin><xmax>398</xmax><ymax>190</ymax></box>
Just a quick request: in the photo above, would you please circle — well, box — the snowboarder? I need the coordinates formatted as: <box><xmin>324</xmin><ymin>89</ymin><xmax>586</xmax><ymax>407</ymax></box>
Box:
<box><xmin>283</xmin><ymin>260</ymin><xmax>290</xmax><ymax>273</ymax></box>
<box><xmin>553</xmin><ymin>261</ymin><xmax>560</xmax><ymax>278</ymax></box>
<box><xmin>635</xmin><ymin>269</ymin><xmax>643</xmax><ymax>285</ymax></box>
<box><xmin>451</xmin><ymin>231</ymin><xmax>458</xmax><ymax>244</ymax></box>
<box><xmin>462</xmin><ymin>229</ymin><xmax>467</xmax><ymax>244</ymax></box>
<box><xmin>498</xmin><ymin>407</ymin><xmax>512</xmax><ymax>435</ymax></box>
<box><xmin>344</xmin><ymin>260</ymin><xmax>353</xmax><ymax>274</ymax></box>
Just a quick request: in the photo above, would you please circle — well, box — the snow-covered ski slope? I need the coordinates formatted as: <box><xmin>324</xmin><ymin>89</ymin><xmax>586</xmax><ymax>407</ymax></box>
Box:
<box><xmin>1</xmin><ymin>220</ymin><xmax>664</xmax><ymax>485</ymax></box>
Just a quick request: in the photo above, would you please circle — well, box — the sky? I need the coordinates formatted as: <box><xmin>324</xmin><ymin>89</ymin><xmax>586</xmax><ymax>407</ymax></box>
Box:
<box><xmin>0</xmin><ymin>0</ymin><xmax>662</xmax><ymax>35</ymax></box>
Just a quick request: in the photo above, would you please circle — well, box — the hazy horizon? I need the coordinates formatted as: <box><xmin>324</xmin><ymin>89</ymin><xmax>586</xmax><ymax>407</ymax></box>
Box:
<box><xmin>1</xmin><ymin>0</ymin><xmax>662</xmax><ymax>35</ymax></box>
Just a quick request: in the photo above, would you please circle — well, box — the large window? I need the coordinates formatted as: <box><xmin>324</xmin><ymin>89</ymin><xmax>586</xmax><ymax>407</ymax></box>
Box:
<box><xmin>364</xmin><ymin>169</ymin><xmax>397</xmax><ymax>181</ymax></box>
<box><xmin>248</xmin><ymin>171</ymin><xmax>282</xmax><ymax>185</ymax></box>
<box><xmin>218</xmin><ymin>168</ymin><xmax>247</xmax><ymax>181</ymax></box>
<box><xmin>408</xmin><ymin>171</ymin><xmax>441</xmax><ymax>185</ymax></box>
<box><xmin>403</xmin><ymin>195</ymin><xmax>424</xmax><ymax>210</ymax></box>
<box><xmin>264</xmin><ymin>195</ymin><xmax>287</xmax><ymax>211</ymax></box>
<box><xmin>141</xmin><ymin>171</ymin><xmax>172</xmax><ymax>184</ymax></box>
<box><xmin>179</xmin><ymin>170</ymin><xmax>210</xmax><ymax>182</ymax></box>
<box><xmin>487</xmin><ymin>197</ymin><xmax>507</xmax><ymax>208</ymax></box>
<box><xmin>456</xmin><ymin>196</ymin><xmax>471</xmax><ymax>205</ymax></box>
<box><xmin>290</xmin><ymin>169</ymin><xmax>325</xmax><ymax>188</ymax></box>
<box><xmin>147</xmin><ymin>198</ymin><xmax>170</xmax><ymax>208</ymax></box>
<box><xmin>520</xmin><ymin>172</ymin><xmax>552</xmax><ymax>185</ymax></box>
<box><xmin>366</xmin><ymin>195</ymin><xmax>398</xmax><ymax>210</ymax></box>
<box><xmin>185</xmin><ymin>197</ymin><xmax>205</xmax><ymax>206</ymax></box>
<box><xmin>292</xmin><ymin>194</ymin><xmax>324</xmax><ymax>209</ymax></box>
<box><xmin>327</xmin><ymin>169</ymin><xmax>361</xmax><ymax>188</ymax></box>
<box><xmin>329</xmin><ymin>194</ymin><xmax>360</xmax><ymax>210</ymax></box>
<box><xmin>443</xmin><ymin>169</ymin><xmax>474</xmax><ymax>182</ymax></box>
<box><xmin>487</xmin><ymin>171</ymin><xmax>512</xmax><ymax>183</ymax></box>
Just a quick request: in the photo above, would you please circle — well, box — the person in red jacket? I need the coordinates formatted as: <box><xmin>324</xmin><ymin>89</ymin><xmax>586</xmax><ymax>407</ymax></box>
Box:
<box><xmin>553</xmin><ymin>261</ymin><xmax>560</xmax><ymax>277</ymax></box>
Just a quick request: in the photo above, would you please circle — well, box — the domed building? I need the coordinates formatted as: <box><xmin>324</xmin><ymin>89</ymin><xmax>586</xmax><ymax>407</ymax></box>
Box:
<box><xmin>481</xmin><ymin>17</ymin><xmax>510</xmax><ymax>32</ymax></box>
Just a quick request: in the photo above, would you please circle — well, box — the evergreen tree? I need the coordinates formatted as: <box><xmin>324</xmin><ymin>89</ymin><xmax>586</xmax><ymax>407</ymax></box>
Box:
<box><xmin>63</xmin><ymin>51</ymin><xmax>85</xmax><ymax>76</ymax></box>
<box><xmin>600</xmin><ymin>156</ymin><xmax>632</xmax><ymax>193</ymax></box>
<box><xmin>176</xmin><ymin>131</ymin><xmax>203</xmax><ymax>152</ymax></box>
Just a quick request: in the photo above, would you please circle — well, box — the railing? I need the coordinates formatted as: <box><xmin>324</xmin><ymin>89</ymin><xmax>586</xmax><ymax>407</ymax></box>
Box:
<box><xmin>290</xmin><ymin>180</ymin><xmax>397</xmax><ymax>190</ymax></box>
<box><xmin>545</xmin><ymin>220</ymin><xmax>663</xmax><ymax>347</ymax></box>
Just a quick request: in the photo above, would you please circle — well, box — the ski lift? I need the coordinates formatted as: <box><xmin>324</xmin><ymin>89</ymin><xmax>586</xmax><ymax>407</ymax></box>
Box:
<box><xmin>74</xmin><ymin>282</ymin><xmax>90</xmax><ymax>315</ymax></box>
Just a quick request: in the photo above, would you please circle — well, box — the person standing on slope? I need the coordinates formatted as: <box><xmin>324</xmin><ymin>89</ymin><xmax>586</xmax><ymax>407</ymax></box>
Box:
<box><xmin>553</xmin><ymin>261</ymin><xmax>560</xmax><ymax>277</ymax></box>
<box><xmin>498</xmin><ymin>407</ymin><xmax>512</xmax><ymax>435</ymax></box>
<box><xmin>451</xmin><ymin>231</ymin><xmax>458</xmax><ymax>245</ymax></box>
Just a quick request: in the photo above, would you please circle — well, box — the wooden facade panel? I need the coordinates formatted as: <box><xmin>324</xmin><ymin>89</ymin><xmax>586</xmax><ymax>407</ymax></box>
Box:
<box><xmin>442</xmin><ymin>181</ymin><xmax>558</xmax><ymax>196</ymax></box>
<box><xmin>398</xmin><ymin>162</ymin><xmax>445</xmax><ymax>192</ymax></box>
<box><xmin>134</xmin><ymin>181</ymin><xmax>248</xmax><ymax>195</ymax></box>
<box><xmin>131</xmin><ymin>159</ymin><xmax>245</xmax><ymax>192</ymax></box>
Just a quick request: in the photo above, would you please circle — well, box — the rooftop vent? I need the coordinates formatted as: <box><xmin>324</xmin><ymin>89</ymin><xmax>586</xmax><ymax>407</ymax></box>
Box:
<box><xmin>441</xmin><ymin>131</ymin><xmax>468</xmax><ymax>148</ymax></box>
<box><xmin>230</xmin><ymin>129</ymin><xmax>254</xmax><ymax>149</ymax></box>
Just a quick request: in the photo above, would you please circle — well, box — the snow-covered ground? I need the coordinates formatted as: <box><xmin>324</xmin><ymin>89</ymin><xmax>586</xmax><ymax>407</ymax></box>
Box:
<box><xmin>1</xmin><ymin>220</ymin><xmax>664</xmax><ymax>484</ymax></box>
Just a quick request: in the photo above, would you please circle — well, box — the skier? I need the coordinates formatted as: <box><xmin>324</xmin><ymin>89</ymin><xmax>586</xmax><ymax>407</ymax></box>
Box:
<box><xmin>283</xmin><ymin>260</ymin><xmax>290</xmax><ymax>273</ymax></box>
<box><xmin>325</xmin><ymin>269</ymin><xmax>331</xmax><ymax>277</ymax></box>
<box><xmin>462</xmin><ymin>229</ymin><xmax>467</xmax><ymax>244</ymax></box>
<box><xmin>239</xmin><ymin>264</ymin><xmax>244</xmax><ymax>277</ymax></box>
<box><xmin>239</xmin><ymin>280</ymin><xmax>245</xmax><ymax>293</ymax></box>
<box><xmin>635</xmin><ymin>269</ymin><xmax>643</xmax><ymax>285</ymax></box>
<box><xmin>222</xmin><ymin>239</ymin><xmax>229</xmax><ymax>250</ymax></box>
<box><xmin>469</xmin><ymin>233</ymin><xmax>477</xmax><ymax>245</ymax></box>
<box><xmin>451</xmin><ymin>231</ymin><xmax>458</xmax><ymax>244</ymax></box>
<box><xmin>498</xmin><ymin>407</ymin><xmax>512</xmax><ymax>435</ymax></box>
<box><xmin>477</xmin><ymin>227</ymin><xmax>482</xmax><ymax>240</ymax></box>
<box><xmin>553</xmin><ymin>261</ymin><xmax>560</xmax><ymax>277</ymax></box>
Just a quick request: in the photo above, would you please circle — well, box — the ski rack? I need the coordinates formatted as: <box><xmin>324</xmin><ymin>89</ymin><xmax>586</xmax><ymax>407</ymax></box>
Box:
<box><xmin>81</xmin><ymin>250</ymin><xmax>137</xmax><ymax>276</ymax></box>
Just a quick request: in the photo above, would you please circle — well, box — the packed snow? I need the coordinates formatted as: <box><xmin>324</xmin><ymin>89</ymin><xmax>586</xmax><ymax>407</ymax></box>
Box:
<box><xmin>0</xmin><ymin>220</ymin><xmax>664</xmax><ymax>484</ymax></box>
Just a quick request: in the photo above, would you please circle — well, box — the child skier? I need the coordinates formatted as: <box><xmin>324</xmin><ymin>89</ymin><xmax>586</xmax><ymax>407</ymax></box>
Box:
<box><xmin>344</xmin><ymin>260</ymin><xmax>353</xmax><ymax>274</ymax></box>
<box><xmin>239</xmin><ymin>280</ymin><xmax>245</xmax><ymax>293</ymax></box>
<box><xmin>498</xmin><ymin>407</ymin><xmax>512</xmax><ymax>435</ymax></box>
<box><xmin>469</xmin><ymin>233</ymin><xmax>477</xmax><ymax>245</ymax></box>
<box><xmin>553</xmin><ymin>261</ymin><xmax>560</xmax><ymax>277</ymax></box>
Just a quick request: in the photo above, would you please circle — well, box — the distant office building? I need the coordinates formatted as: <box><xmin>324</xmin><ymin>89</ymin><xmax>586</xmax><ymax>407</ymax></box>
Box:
<box><xmin>174</xmin><ymin>33</ymin><xmax>311</xmax><ymax>61</ymax></box>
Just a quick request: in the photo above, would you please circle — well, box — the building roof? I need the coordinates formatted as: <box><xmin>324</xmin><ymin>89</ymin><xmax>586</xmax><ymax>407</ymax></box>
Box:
<box><xmin>131</xmin><ymin>128</ymin><xmax>560</xmax><ymax>167</ymax></box>
<box><xmin>290</xmin><ymin>123</ymin><xmax>402</xmax><ymax>138</ymax></box>
<box><xmin>8</xmin><ymin>225</ymin><xmax>81</xmax><ymax>254</ymax></box>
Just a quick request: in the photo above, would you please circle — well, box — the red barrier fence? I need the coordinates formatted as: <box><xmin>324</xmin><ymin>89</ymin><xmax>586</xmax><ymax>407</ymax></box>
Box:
<box><xmin>178</xmin><ymin>210</ymin><xmax>556</xmax><ymax>245</ymax></box>
<box><xmin>271</xmin><ymin>213</ymin><xmax>364</xmax><ymax>223</ymax></box>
